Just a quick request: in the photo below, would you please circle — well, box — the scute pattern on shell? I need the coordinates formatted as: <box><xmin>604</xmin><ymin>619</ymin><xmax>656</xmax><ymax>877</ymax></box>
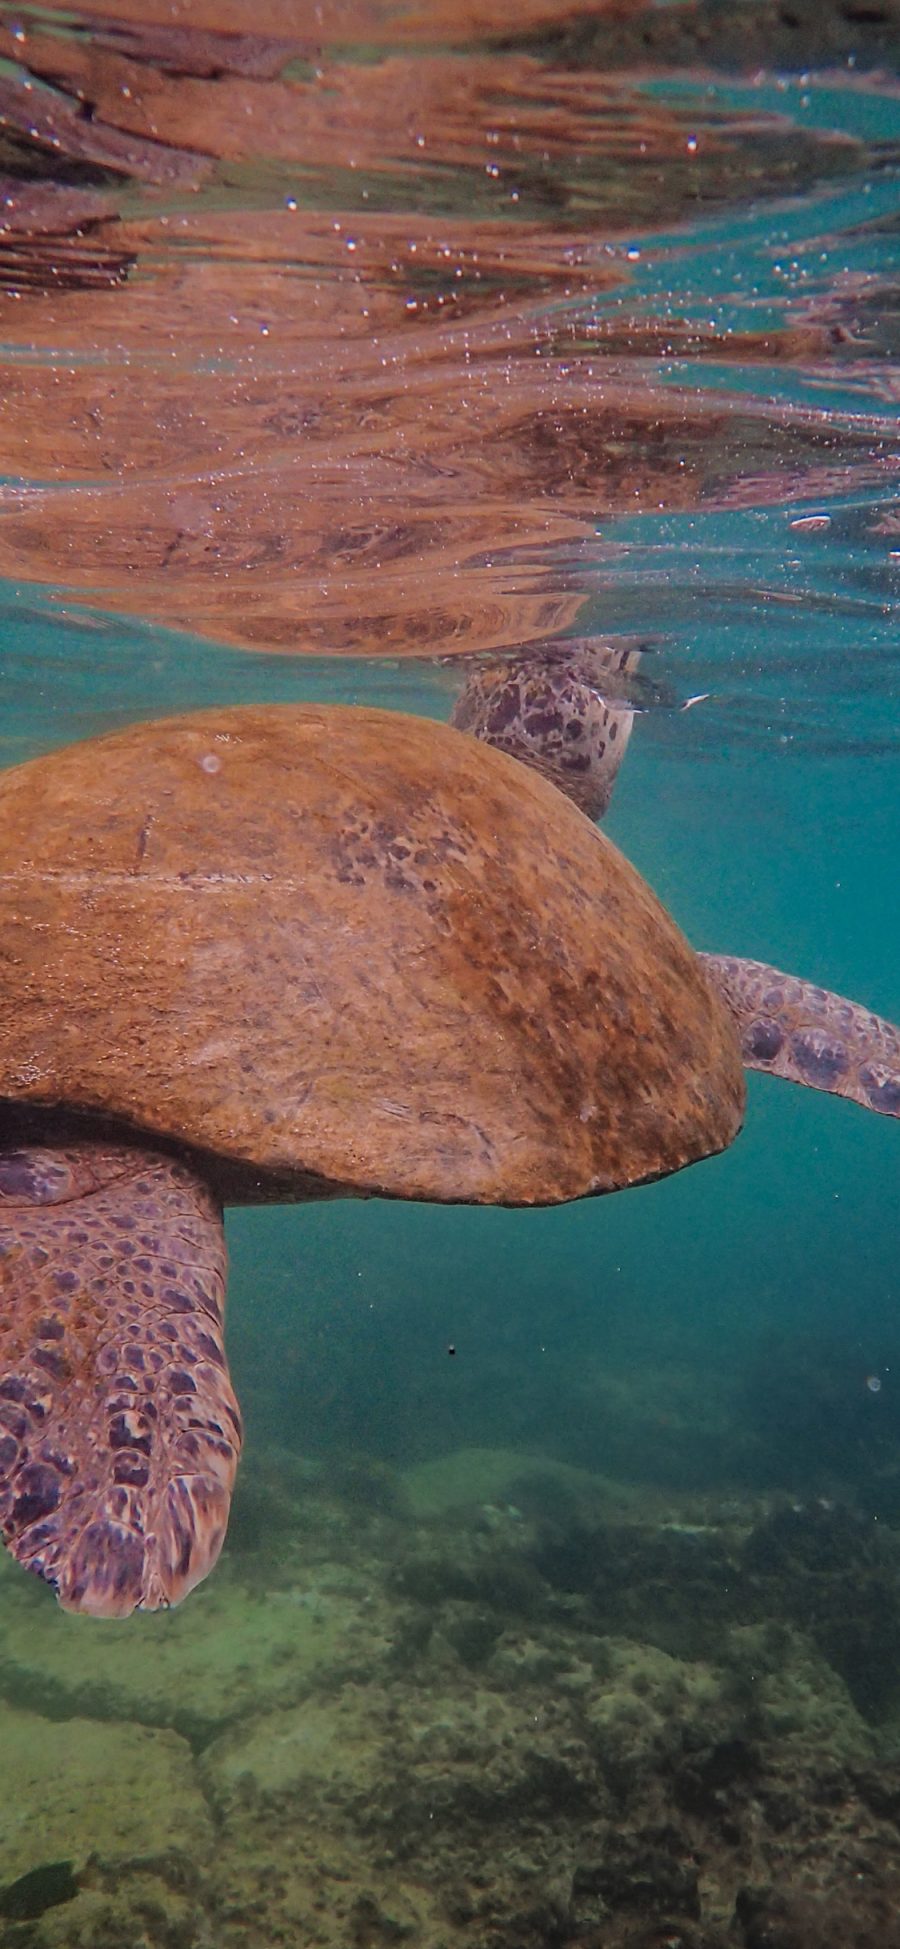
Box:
<box><xmin>0</xmin><ymin>704</ymin><xmax>745</xmax><ymax>1203</ymax></box>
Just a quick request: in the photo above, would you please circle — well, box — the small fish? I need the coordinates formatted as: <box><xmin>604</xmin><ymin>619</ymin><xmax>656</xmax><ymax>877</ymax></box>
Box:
<box><xmin>680</xmin><ymin>693</ymin><xmax>711</xmax><ymax>712</ymax></box>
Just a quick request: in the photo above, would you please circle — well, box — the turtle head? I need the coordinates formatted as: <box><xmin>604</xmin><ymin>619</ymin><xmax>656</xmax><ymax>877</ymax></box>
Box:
<box><xmin>450</xmin><ymin>639</ymin><xmax>645</xmax><ymax>822</ymax></box>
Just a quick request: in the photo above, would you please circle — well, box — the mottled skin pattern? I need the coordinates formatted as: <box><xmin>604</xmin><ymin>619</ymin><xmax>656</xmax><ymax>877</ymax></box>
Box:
<box><xmin>700</xmin><ymin>955</ymin><xmax>900</xmax><ymax>1120</ymax></box>
<box><xmin>451</xmin><ymin>640</ymin><xmax>642</xmax><ymax>821</ymax></box>
<box><xmin>0</xmin><ymin>1145</ymin><xmax>239</xmax><ymax>1617</ymax></box>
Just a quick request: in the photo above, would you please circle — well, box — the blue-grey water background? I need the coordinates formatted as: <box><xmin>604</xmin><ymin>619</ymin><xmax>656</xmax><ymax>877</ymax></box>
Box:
<box><xmin>0</xmin><ymin>9</ymin><xmax>899</xmax><ymax>1941</ymax></box>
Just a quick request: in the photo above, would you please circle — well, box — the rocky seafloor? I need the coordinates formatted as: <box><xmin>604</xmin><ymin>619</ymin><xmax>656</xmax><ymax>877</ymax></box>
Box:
<box><xmin>3</xmin><ymin>1444</ymin><xmax>900</xmax><ymax>1949</ymax></box>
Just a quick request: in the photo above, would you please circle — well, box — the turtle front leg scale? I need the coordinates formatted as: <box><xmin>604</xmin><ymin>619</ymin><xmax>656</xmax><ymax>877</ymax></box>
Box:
<box><xmin>700</xmin><ymin>955</ymin><xmax>900</xmax><ymax>1118</ymax></box>
<box><xmin>0</xmin><ymin>1145</ymin><xmax>241</xmax><ymax>1618</ymax></box>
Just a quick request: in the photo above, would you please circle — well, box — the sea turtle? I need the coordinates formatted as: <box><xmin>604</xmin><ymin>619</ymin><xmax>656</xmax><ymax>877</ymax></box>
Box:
<box><xmin>0</xmin><ymin>696</ymin><xmax>896</xmax><ymax>1622</ymax></box>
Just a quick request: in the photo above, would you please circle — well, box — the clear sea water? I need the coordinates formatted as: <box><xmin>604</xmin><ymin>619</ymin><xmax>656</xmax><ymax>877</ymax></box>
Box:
<box><xmin>0</xmin><ymin>6</ymin><xmax>898</xmax><ymax>1944</ymax></box>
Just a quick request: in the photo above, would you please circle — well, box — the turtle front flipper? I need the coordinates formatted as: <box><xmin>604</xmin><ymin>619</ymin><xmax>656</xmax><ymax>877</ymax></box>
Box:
<box><xmin>700</xmin><ymin>955</ymin><xmax>900</xmax><ymax>1118</ymax></box>
<box><xmin>0</xmin><ymin>1145</ymin><xmax>241</xmax><ymax>1618</ymax></box>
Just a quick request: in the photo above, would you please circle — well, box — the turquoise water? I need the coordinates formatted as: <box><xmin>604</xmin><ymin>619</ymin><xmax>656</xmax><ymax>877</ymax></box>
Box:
<box><xmin>1</xmin><ymin>9</ymin><xmax>899</xmax><ymax>1945</ymax></box>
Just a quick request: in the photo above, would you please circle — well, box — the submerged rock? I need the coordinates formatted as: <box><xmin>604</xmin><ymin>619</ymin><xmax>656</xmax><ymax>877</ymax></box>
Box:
<box><xmin>0</xmin><ymin>1549</ymin><xmax>397</xmax><ymax>1745</ymax></box>
<box><xmin>4</xmin><ymin>1446</ymin><xmax>900</xmax><ymax>1946</ymax></box>
<box><xmin>0</xmin><ymin>1704</ymin><xmax>211</xmax><ymax>1888</ymax></box>
<box><xmin>0</xmin><ymin>1701</ymin><xmax>211</xmax><ymax>1947</ymax></box>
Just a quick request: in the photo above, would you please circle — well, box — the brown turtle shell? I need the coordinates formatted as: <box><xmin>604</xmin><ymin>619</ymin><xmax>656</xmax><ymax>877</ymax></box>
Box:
<box><xmin>0</xmin><ymin>705</ymin><xmax>744</xmax><ymax>1205</ymax></box>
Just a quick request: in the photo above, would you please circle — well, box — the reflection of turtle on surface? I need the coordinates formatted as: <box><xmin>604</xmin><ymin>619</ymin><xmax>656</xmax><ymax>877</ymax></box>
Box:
<box><xmin>0</xmin><ymin>680</ymin><xmax>896</xmax><ymax>1620</ymax></box>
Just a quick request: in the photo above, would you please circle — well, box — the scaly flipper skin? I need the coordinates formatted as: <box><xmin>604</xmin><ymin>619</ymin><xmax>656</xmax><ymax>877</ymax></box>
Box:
<box><xmin>0</xmin><ymin>1145</ymin><xmax>241</xmax><ymax>1617</ymax></box>
<box><xmin>700</xmin><ymin>955</ymin><xmax>900</xmax><ymax>1118</ymax></box>
<box><xmin>452</xmin><ymin>640</ymin><xmax>644</xmax><ymax>821</ymax></box>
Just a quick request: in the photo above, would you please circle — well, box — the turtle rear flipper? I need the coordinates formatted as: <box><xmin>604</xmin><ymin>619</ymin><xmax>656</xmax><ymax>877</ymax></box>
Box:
<box><xmin>0</xmin><ymin>1146</ymin><xmax>240</xmax><ymax>1617</ymax></box>
<box><xmin>701</xmin><ymin>954</ymin><xmax>900</xmax><ymax>1118</ymax></box>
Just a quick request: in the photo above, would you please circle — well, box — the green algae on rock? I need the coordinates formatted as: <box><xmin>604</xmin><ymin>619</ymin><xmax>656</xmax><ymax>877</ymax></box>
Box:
<box><xmin>0</xmin><ymin>1550</ymin><xmax>397</xmax><ymax>1746</ymax></box>
<box><xmin>0</xmin><ymin>1699</ymin><xmax>211</xmax><ymax>1941</ymax></box>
